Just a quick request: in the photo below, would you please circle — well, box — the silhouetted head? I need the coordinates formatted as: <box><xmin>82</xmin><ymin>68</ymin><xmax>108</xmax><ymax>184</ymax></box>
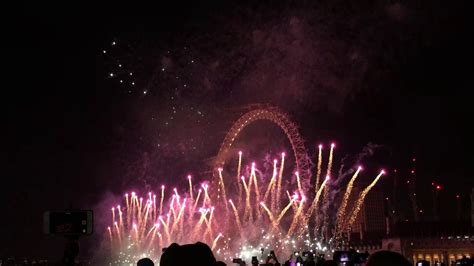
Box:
<box><xmin>321</xmin><ymin>260</ymin><xmax>337</xmax><ymax>266</ymax></box>
<box><xmin>137</xmin><ymin>257</ymin><xmax>154</xmax><ymax>266</ymax></box>
<box><xmin>160</xmin><ymin>242</ymin><xmax>218</xmax><ymax>266</ymax></box>
<box><xmin>365</xmin><ymin>251</ymin><xmax>411</xmax><ymax>266</ymax></box>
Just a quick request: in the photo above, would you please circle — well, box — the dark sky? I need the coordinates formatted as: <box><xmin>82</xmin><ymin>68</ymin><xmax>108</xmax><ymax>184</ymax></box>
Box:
<box><xmin>4</xmin><ymin>0</ymin><xmax>473</xmax><ymax>260</ymax></box>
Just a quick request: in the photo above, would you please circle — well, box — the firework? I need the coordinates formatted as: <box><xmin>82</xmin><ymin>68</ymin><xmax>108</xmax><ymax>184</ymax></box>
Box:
<box><xmin>106</xmin><ymin>147</ymin><xmax>384</xmax><ymax>265</ymax></box>
<box><xmin>315</xmin><ymin>144</ymin><xmax>323</xmax><ymax>193</ymax></box>
<box><xmin>335</xmin><ymin>166</ymin><xmax>362</xmax><ymax>239</ymax></box>
<box><xmin>320</xmin><ymin>143</ymin><xmax>335</xmax><ymax>239</ymax></box>
<box><xmin>275</xmin><ymin>152</ymin><xmax>285</xmax><ymax>211</ymax></box>
<box><xmin>345</xmin><ymin>170</ymin><xmax>385</xmax><ymax>231</ymax></box>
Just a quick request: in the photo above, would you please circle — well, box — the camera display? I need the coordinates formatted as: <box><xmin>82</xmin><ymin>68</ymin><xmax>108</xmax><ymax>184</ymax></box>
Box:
<box><xmin>336</xmin><ymin>251</ymin><xmax>350</xmax><ymax>262</ymax></box>
<box><xmin>43</xmin><ymin>210</ymin><xmax>93</xmax><ymax>235</ymax></box>
<box><xmin>333</xmin><ymin>250</ymin><xmax>369</xmax><ymax>265</ymax></box>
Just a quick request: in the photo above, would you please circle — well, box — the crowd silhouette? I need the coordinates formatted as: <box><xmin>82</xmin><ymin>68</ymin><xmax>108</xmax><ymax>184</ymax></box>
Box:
<box><xmin>133</xmin><ymin>243</ymin><xmax>419</xmax><ymax>266</ymax></box>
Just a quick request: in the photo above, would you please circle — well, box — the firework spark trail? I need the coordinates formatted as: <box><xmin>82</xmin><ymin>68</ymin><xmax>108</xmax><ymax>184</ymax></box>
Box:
<box><xmin>327</xmin><ymin>143</ymin><xmax>335</xmax><ymax>177</ymax></box>
<box><xmin>275</xmin><ymin>152</ymin><xmax>285</xmax><ymax>211</ymax></box>
<box><xmin>166</xmin><ymin>212</ymin><xmax>171</xmax><ymax>229</ymax></box>
<box><xmin>130</xmin><ymin>195</ymin><xmax>135</xmax><ymax>228</ymax></box>
<box><xmin>125</xmin><ymin>194</ymin><xmax>130</xmax><ymax>230</ymax></box>
<box><xmin>117</xmin><ymin>205</ymin><xmax>123</xmax><ymax>223</ymax></box>
<box><xmin>237</xmin><ymin>151</ymin><xmax>243</xmax><ymax>204</ymax></box>
<box><xmin>228</xmin><ymin>199</ymin><xmax>243</xmax><ymax>237</ymax></box>
<box><xmin>203</xmin><ymin>184</ymin><xmax>211</xmax><ymax>206</ymax></box>
<box><xmin>315</xmin><ymin>145</ymin><xmax>323</xmax><ymax>193</ymax></box>
<box><xmin>169</xmin><ymin>196</ymin><xmax>177</xmax><ymax>221</ymax></box>
<box><xmin>308</xmin><ymin>176</ymin><xmax>329</xmax><ymax>217</ymax></box>
<box><xmin>264</xmin><ymin>159</ymin><xmax>278</xmax><ymax>203</ymax></box>
<box><xmin>153</xmin><ymin>194</ymin><xmax>157</xmax><ymax>221</ymax></box>
<box><xmin>260</xmin><ymin>202</ymin><xmax>275</xmax><ymax>226</ymax></box>
<box><xmin>296</xmin><ymin>171</ymin><xmax>303</xmax><ymax>195</ymax></box>
<box><xmin>132</xmin><ymin>193</ymin><xmax>137</xmax><ymax>224</ymax></box>
<box><xmin>191</xmin><ymin>209</ymin><xmax>208</xmax><ymax>240</ymax></box>
<box><xmin>113</xmin><ymin>221</ymin><xmax>121</xmax><ymax>243</ymax></box>
<box><xmin>137</xmin><ymin>198</ymin><xmax>144</xmax><ymax>234</ymax></box>
<box><xmin>145</xmin><ymin>223</ymin><xmax>158</xmax><ymax>239</ymax></box>
<box><xmin>346</xmin><ymin>170</ymin><xmax>385</xmax><ymax>231</ymax></box>
<box><xmin>135</xmin><ymin>196</ymin><xmax>140</xmax><ymax>228</ymax></box>
<box><xmin>174</xmin><ymin>188</ymin><xmax>181</xmax><ymax>209</ymax></box>
<box><xmin>171</xmin><ymin>198</ymin><xmax>187</xmax><ymax>235</ymax></box>
<box><xmin>139</xmin><ymin>197</ymin><xmax>143</xmax><ymax>217</ymax></box>
<box><xmin>204</xmin><ymin>207</ymin><xmax>215</xmax><ymax>242</ymax></box>
<box><xmin>218</xmin><ymin>168</ymin><xmax>228</xmax><ymax>205</ymax></box>
<box><xmin>111</xmin><ymin>207</ymin><xmax>115</xmax><ymax>224</ymax></box>
<box><xmin>275</xmin><ymin>199</ymin><xmax>295</xmax><ymax>226</ymax></box>
<box><xmin>118</xmin><ymin>207</ymin><xmax>124</xmax><ymax>241</ymax></box>
<box><xmin>241</xmin><ymin>176</ymin><xmax>251</xmax><ymax>221</ymax></box>
<box><xmin>188</xmin><ymin>175</ymin><xmax>194</xmax><ymax>201</ymax></box>
<box><xmin>211</xmin><ymin>233</ymin><xmax>223</xmax><ymax>250</ymax></box>
<box><xmin>141</xmin><ymin>202</ymin><xmax>151</xmax><ymax>237</ymax></box>
<box><xmin>160</xmin><ymin>185</ymin><xmax>165</xmax><ymax>215</ymax></box>
<box><xmin>159</xmin><ymin>215</ymin><xmax>171</xmax><ymax>243</ymax></box>
<box><xmin>296</xmin><ymin>176</ymin><xmax>329</xmax><ymax>237</ymax></box>
<box><xmin>157</xmin><ymin>232</ymin><xmax>163</xmax><ymax>249</ymax></box>
<box><xmin>147</xmin><ymin>193</ymin><xmax>153</xmax><ymax>222</ymax></box>
<box><xmin>178</xmin><ymin>204</ymin><xmax>186</xmax><ymax>241</ymax></box>
<box><xmin>132</xmin><ymin>223</ymin><xmax>139</xmax><ymax>244</ymax></box>
<box><xmin>147</xmin><ymin>224</ymin><xmax>160</xmax><ymax>250</ymax></box>
<box><xmin>125</xmin><ymin>193</ymin><xmax>130</xmax><ymax>210</ymax></box>
<box><xmin>286</xmin><ymin>191</ymin><xmax>299</xmax><ymax>211</ymax></box>
<box><xmin>107</xmin><ymin>226</ymin><xmax>112</xmax><ymax>243</ymax></box>
<box><xmin>251</xmin><ymin>163</ymin><xmax>261</xmax><ymax>218</ymax></box>
<box><xmin>320</xmin><ymin>144</ymin><xmax>335</xmax><ymax>237</ymax></box>
<box><xmin>335</xmin><ymin>166</ymin><xmax>362</xmax><ymax>236</ymax></box>
<box><xmin>287</xmin><ymin>195</ymin><xmax>306</xmax><ymax>237</ymax></box>
<box><xmin>128</xmin><ymin>194</ymin><xmax>134</xmax><ymax>231</ymax></box>
<box><xmin>192</xmin><ymin>189</ymin><xmax>202</xmax><ymax>213</ymax></box>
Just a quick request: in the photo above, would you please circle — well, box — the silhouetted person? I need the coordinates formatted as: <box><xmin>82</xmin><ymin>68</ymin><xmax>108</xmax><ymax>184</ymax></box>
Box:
<box><xmin>160</xmin><ymin>242</ymin><xmax>225</xmax><ymax>266</ymax></box>
<box><xmin>365</xmin><ymin>251</ymin><xmax>411</xmax><ymax>266</ymax></box>
<box><xmin>284</xmin><ymin>254</ymin><xmax>295</xmax><ymax>266</ymax></box>
<box><xmin>303</xmin><ymin>257</ymin><xmax>316</xmax><ymax>266</ymax></box>
<box><xmin>321</xmin><ymin>260</ymin><xmax>337</xmax><ymax>266</ymax></box>
<box><xmin>456</xmin><ymin>255</ymin><xmax>474</xmax><ymax>265</ymax></box>
<box><xmin>137</xmin><ymin>257</ymin><xmax>154</xmax><ymax>266</ymax></box>
<box><xmin>265</xmin><ymin>250</ymin><xmax>281</xmax><ymax>266</ymax></box>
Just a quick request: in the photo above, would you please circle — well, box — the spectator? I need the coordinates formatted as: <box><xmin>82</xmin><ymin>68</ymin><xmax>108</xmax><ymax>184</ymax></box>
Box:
<box><xmin>365</xmin><ymin>251</ymin><xmax>411</xmax><ymax>266</ymax></box>
<box><xmin>137</xmin><ymin>257</ymin><xmax>154</xmax><ymax>266</ymax></box>
<box><xmin>160</xmin><ymin>242</ymin><xmax>225</xmax><ymax>266</ymax></box>
<box><xmin>284</xmin><ymin>253</ymin><xmax>295</xmax><ymax>266</ymax></box>
<box><xmin>321</xmin><ymin>260</ymin><xmax>337</xmax><ymax>266</ymax></box>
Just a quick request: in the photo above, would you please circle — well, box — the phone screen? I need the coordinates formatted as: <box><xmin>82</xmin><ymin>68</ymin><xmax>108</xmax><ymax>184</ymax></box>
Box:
<box><xmin>340</xmin><ymin>253</ymin><xmax>349</xmax><ymax>262</ymax></box>
<box><xmin>43</xmin><ymin>210</ymin><xmax>93</xmax><ymax>235</ymax></box>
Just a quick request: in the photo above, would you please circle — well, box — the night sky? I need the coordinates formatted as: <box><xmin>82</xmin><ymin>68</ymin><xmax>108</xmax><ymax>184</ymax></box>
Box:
<box><xmin>4</xmin><ymin>1</ymin><xmax>473</xmax><ymax>261</ymax></box>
